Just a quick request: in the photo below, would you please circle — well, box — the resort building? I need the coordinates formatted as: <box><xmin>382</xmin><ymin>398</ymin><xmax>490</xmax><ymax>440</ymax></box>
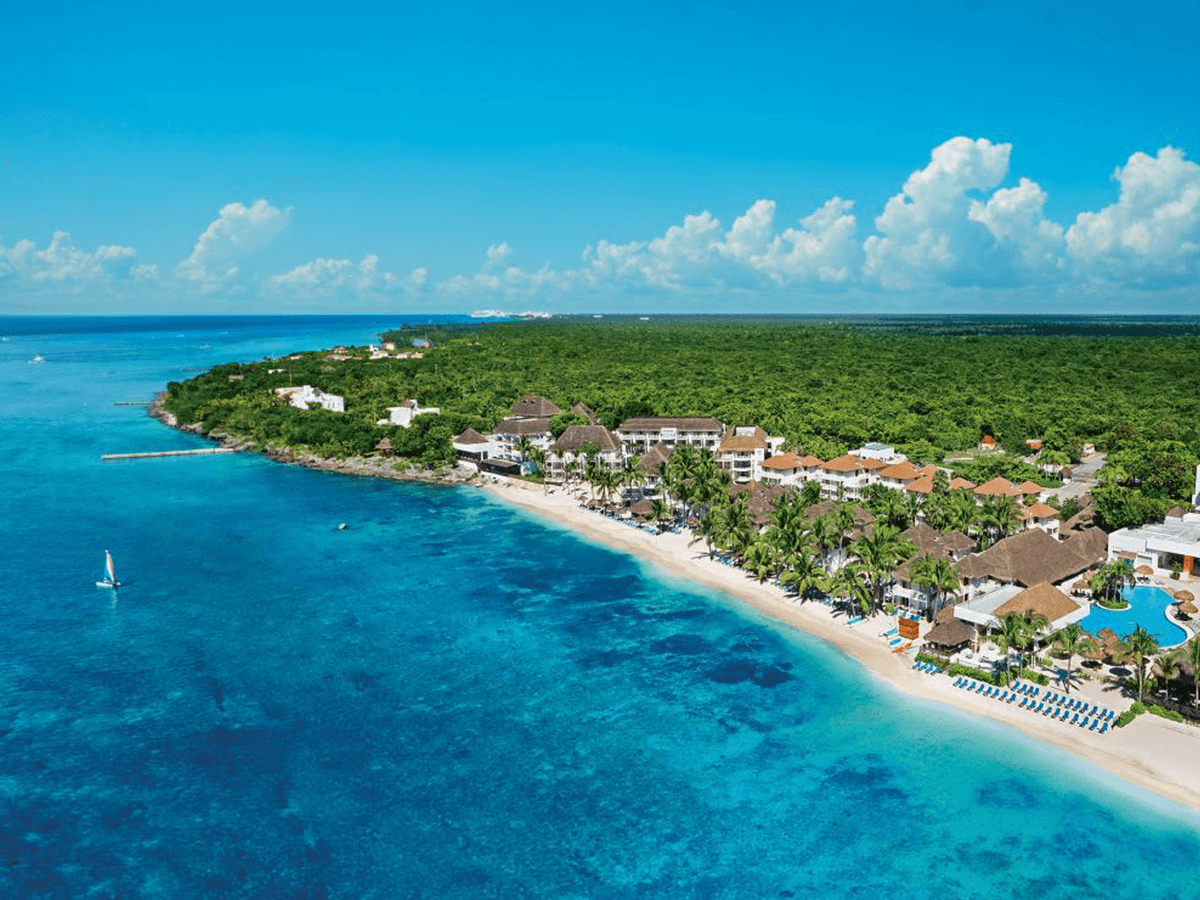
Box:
<box><xmin>973</xmin><ymin>476</ymin><xmax>1023</xmax><ymax>500</ymax></box>
<box><xmin>546</xmin><ymin>425</ymin><xmax>625</xmax><ymax>484</ymax></box>
<box><xmin>490</xmin><ymin>417</ymin><xmax>554</xmax><ymax>461</ymax></box>
<box><xmin>571</xmin><ymin>402</ymin><xmax>599</xmax><ymax>425</ymax></box>
<box><xmin>381</xmin><ymin>399</ymin><xmax>440</xmax><ymax>427</ymax></box>
<box><xmin>851</xmin><ymin>442</ymin><xmax>905</xmax><ymax>464</ymax></box>
<box><xmin>615</xmin><ymin>416</ymin><xmax>724</xmax><ymax>451</ymax></box>
<box><xmin>631</xmin><ymin>442</ymin><xmax>674</xmax><ymax>500</ymax></box>
<box><xmin>760</xmin><ymin>452</ymin><xmax>803</xmax><ymax>487</ymax></box>
<box><xmin>955</xmin><ymin>527</ymin><xmax>1107</xmax><ymax>600</ymax></box>
<box><xmin>274</xmin><ymin>385</ymin><xmax>344</xmax><ymax>412</ymax></box>
<box><xmin>1022</xmin><ymin>502</ymin><xmax>1061</xmax><ymax>538</ymax></box>
<box><xmin>954</xmin><ymin>581</ymin><xmax>1088</xmax><ymax>636</ymax></box>
<box><xmin>876</xmin><ymin>460</ymin><xmax>924</xmax><ymax>491</ymax></box>
<box><xmin>510</xmin><ymin>395</ymin><xmax>562</xmax><ymax>419</ymax></box>
<box><xmin>1108</xmin><ymin>511</ymin><xmax>1200</xmax><ymax>580</ymax></box>
<box><xmin>716</xmin><ymin>426</ymin><xmax>781</xmax><ymax>484</ymax></box>
<box><xmin>816</xmin><ymin>454</ymin><xmax>871</xmax><ymax>500</ymax></box>
<box><xmin>452</xmin><ymin>427</ymin><xmax>498</xmax><ymax>463</ymax></box>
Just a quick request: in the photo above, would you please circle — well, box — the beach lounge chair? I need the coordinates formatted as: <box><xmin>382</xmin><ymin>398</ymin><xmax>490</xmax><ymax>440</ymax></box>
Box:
<box><xmin>1080</xmin><ymin>716</ymin><xmax>1090</xmax><ymax>729</ymax></box>
<box><xmin>1070</xmin><ymin>713</ymin><xmax>1079</xmax><ymax>725</ymax></box>
<box><xmin>1099</xmin><ymin>721</ymin><xmax>1108</xmax><ymax>734</ymax></box>
<box><xmin>1089</xmin><ymin>718</ymin><xmax>1098</xmax><ymax>731</ymax></box>
<box><xmin>1007</xmin><ymin>692</ymin><xmax>1016</xmax><ymax>703</ymax></box>
<box><xmin>1035</xmin><ymin>701</ymin><xmax>1044</xmax><ymax>713</ymax></box>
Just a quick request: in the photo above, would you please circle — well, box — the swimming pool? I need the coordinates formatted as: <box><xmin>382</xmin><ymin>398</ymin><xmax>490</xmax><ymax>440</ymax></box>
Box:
<box><xmin>1081</xmin><ymin>584</ymin><xmax>1189</xmax><ymax>647</ymax></box>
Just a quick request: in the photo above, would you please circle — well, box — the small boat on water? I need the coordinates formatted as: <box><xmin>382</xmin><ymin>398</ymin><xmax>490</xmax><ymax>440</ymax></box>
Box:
<box><xmin>29</xmin><ymin>354</ymin><xmax>45</xmax><ymax>364</ymax></box>
<box><xmin>96</xmin><ymin>550</ymin><xmax>121</xmax><ymax>589</ymax></box>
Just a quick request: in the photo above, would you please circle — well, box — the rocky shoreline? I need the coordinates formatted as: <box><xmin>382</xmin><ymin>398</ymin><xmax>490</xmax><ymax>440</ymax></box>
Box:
<box><xmin>146</xmin><ymin>393</ymin><xmax>480</xmax><ymax>488</ymax></box>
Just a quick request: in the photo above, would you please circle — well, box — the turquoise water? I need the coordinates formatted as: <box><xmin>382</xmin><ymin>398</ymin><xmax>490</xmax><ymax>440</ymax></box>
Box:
<box><xmin>3</xmin><ymin>316</ymin><xmax>1200</xmax><ymax>899</ymax></box>
<box><xmin>1082</xmin><ymin>584</ymin><xmax>1189</xmax><ymax>647</ymax></box>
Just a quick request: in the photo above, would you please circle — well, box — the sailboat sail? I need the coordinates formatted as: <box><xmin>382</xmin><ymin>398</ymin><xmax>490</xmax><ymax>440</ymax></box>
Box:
<box><xmin>105</xmin><ymin>551</ymin><xmax>116</xmax><ymax>584</ymax></box>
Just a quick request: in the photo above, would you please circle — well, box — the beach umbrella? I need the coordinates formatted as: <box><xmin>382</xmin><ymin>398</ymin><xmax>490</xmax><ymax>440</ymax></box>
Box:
<box><xmin>1179</xmin><ymin>601</ymin><xmax>1198</xmax><ymax>615</ymax></box>
<box><xmin>1173</xmin><ymin>590</ymin><xmax>1194</xmax><ymax>603</ymax></box>
<box><xmin>1135</xmin><ymin>564</ymin><xmax>1154</xmax><ymax>576</ymax></box>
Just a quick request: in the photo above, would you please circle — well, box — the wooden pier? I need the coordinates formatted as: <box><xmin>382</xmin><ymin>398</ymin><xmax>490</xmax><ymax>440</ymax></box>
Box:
<box><xmin>101</xmin><ymin>448</ymin><xmax>236</xmax><ymax>461</ymax></box>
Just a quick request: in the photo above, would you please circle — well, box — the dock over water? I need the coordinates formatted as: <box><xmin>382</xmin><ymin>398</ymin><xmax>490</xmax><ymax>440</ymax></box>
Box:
<box><xmin>101</xmin><ymin>448</ymin><xmax>236</xmax><ymax>460</ymax></box>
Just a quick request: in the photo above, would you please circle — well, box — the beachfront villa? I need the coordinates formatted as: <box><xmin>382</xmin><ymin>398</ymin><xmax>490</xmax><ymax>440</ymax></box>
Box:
<box><xmin>452</xmin><ymin>427</ymin><xmax>499</xmax><ymax>463</ymax></box>
<box><xmin>953</xmin><ymin>581</ymin><xmax>1089</xmax><ymax>641</ymax></box>
<box><xmin>274</xmin><ymin>385</ymin><xmax>344</xmax><ymax>412</ymax></box>
<box><xmin>615</xmin><ymin>416</ymin><xmax>724</xmax><ymax>451</ymax></box>
<box><xmin>632</xmin><ymin>442</ymin><xmax>674</xmax><ymax>500</ymax></box>
<box><xmin>380</xmin><ymin>399</ymin><xmax>440</xmax><ymax>427</ymax></box>
<box><xmin>546</xmin><ymin>424</ymin><xmax>625</xmax><ymax>484</ymax></box>
<box><xmin>490</xmin><ymin>416</ymin><xmax>554</xmax><ymax>461</ymax></box>
<box><xmin>1108</xmin><ymin>510</ymin><xmax>1200</xmax><ymax>580</ymax></box>
<box><xmin>716</xmin><ymin>426</ymin><xmax>784</xmax><ymax>484</ymax></box>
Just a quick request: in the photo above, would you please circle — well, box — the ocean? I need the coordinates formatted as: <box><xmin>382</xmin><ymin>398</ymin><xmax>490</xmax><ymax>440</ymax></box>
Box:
<box><xmin>3</xmin><ymin>315</ymin><xmax>1199</xmax><ymax>900</ymax></box>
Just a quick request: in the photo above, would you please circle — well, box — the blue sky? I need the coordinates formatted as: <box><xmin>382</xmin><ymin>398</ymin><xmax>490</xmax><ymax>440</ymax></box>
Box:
<box><xmin>2</xmin><ymin>0</ymin><xmax>1198</xmax><ymax>313</ymax></box>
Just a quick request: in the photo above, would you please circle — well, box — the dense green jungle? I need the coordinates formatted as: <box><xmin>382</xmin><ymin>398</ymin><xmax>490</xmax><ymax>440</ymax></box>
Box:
<box><xmin>163</xmin><ymin>319</ymin><xmax>1200</xmax><ymax>530</ymax></box>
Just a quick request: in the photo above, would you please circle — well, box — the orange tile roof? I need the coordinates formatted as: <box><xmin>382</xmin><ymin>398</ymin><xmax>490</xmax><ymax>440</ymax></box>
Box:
<box><xmin>762</xmin><ymin>452</ymin><xmax>802</xmax><ymax>470</ymax></box>
<box><xmin>820</xmin><ymin>454</ymin><xmax>865</xmax><ymax>473</ymax></box>
<box><xmin>905</xmin><ymin>476</ymin><xmax>935</xmax><ymax>493</ymax></box>
<box><xmin>974</xmin><ymin>476</ymin><xmax>1020</xmax><ymax>497</ymax></box>
<box><xmin>981</xmin><ymin>435</ymin><xmax>996</xmax><ymax>445</ymax></box>
<box><xmin>1018</xmin><ymin>481</ymin><xmax>1044</xmax><ymax>494</ymax></box>
<box><xmin>717</xmin><ymin>426</ymin><xmax>768</xmax><ymax>453</ymax></box>
<box><xmin>949</xmin><ymin>477</ymin><xmax>976</xmax><ymax>490</ymax></box>
<box><xmin>879</xmin><ymin>461</ymin><xmax>919</xmax><ymax>480</ymax></box>
<box><xmin>798</xmin><ymin>455</ymin><xmax>825</xmax><ymax>467</ymax></box>
<box><xmin>858</xmin><ymin>457</ymin><xmax>888</xmax><ymax>470</ymax></box>
<box><xmin>1026</xmin><ymin>502</ymin><xmax>1059</xmax><ymax>518</ymax></box>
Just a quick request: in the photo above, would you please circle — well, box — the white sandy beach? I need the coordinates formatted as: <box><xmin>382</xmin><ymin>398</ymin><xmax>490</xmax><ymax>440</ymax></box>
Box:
<box><xmin>480</xmin><ymin>476</ymin><xmax>1200</xmax><ymax>818</ymax></box>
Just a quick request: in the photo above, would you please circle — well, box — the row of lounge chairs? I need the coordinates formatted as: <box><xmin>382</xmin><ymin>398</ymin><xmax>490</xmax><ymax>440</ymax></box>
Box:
<box><xmin>580</xmin><ymin>505</ymin><xmax>683</xmax><ymax>535</ymax></box>
<box><xmin>952</xmin><ymin>677</ymin><xmax>1112</xmax><ymax>734</ymax></box>
<box><xmin>912</xmin><ymin>661</ymin><xmax>939</xmax><ymax>674</ymax></box>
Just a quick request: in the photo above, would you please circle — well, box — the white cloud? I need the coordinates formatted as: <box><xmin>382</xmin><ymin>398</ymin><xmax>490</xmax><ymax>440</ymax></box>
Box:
<box><xmin>176</xmin><ymin>199</ymin><xmax>290</xmax><ymax>289</ymax></box>
<box><xmin>439</xmin><ymin>242</ymin><xmax>570</xmax><ymax>296</ymax></box>
<box><xmin>265</xmin><ymin>254</ymin><xmax>426</xmax><ymax>298</ymax></box>
<box><xmin>1065</xmin><ymin>146</ymin><xmax>1200</xmax><ymax>287</ymax></box>
<box><xmin>0</xmin><ymin>230</ymin><xmax>142</xmax><ymax>288</ymax></box>
<box><xmin>864</xmin><ymin>136</ymin><xmax>1063</xmax><ymax>288</ymax></box>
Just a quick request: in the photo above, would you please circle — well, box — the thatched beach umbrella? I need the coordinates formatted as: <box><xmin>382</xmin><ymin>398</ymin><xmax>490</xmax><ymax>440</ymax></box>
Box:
<box><xmin>1179</xmin><ymin>601</ymin><xmax>1198</xmax><ymax>615</ymax></box>
<box><xmin>1136</xmin><ymin>564</ymin><xmax>1154</xmax><ymax>576</ymax></box>
<box><xmin>1173</xmin><ymin>590</ymin><xmax>1194</xmax><ymax>603</ymax></box>
<box><xmin>629</xmin><ymin>499</ymin><xmax>655</xmax><ymax>519</ymax></box>
<box><xmin>1071</xmin><ymin>578</ymin><xmax>1090</xmax><ymax>595</ymax></box>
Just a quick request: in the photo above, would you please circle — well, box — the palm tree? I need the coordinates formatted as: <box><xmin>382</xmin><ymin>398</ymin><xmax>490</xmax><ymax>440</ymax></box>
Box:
<box><xmin>689</xmin><ymin>508</ymin><xmax>724</xmax><ymax>559</ymax></box>
<box><xmin>1155</xmin><ymin>651</ymin><xmax>1181</xmax><ymax>702</ymax></box>
<box><xmin>945</xmin><ymin>489</ymin><xmax>978</xmax><ymax>537</ymax></box>
<box><xmin>1053</xmin><ymin>622</ymin><xmax>1093</xmax><ymax>694</ymax></box>
<box><xmin>781</xmin><ymin>548</ymin><xmax>829</xmax><ymax>601</ymax></box>
<box><xmin>649</xmin><ymin>498</ymin><xmax>670</xmax><ymax>533</ymax></box>
<box><xmin>911</xmin><ymin>554</ymin><xmax>960</xmax><ymax>622</ymax></box>
<box><xmin>849</xmin><ymin>524</ymin><xmax>915</xmax><ymax>614</ymax></box>
<box><xmin>745</xmin><ymin>540</ymin><xmax>777</xmax><ymax>583</ymax></box>
<box><xmin>515</xmin><ymin>435</ymin><xmax>534</xmax><ymax>463</ymax></box>
<box><xmin>1119</xmin><ymin>625</ymin><xmax>1160</xmax><ymax>702</ymax></box>
<box><xmin>980</xmin><ymin>496</ymin><xmax>1021</xmax><ymax>547</ymax></box>
<box><xmin>529</xmin><ymin>447</ymin><xmax>548</xmax><ymax>491</ymax></box>
<box><xmin>830</xmin><ymin>562</ymin><xmax>872</xmax><ymax>616</ymax></box>
<box><xmin>996</xmin><ymin>612</ymin><xmax>1029</xmax><ymax>686</ymax></box>
<box><xmin>809</xmin><ymin>515</ymin><xmax>838</xmax><ymax>573</ymax></box>
<box><xmin>722</xmin><ymin>495</ymin><xmax>755</xmax><ymax>560</ymax></box>
<box><xmin>1092</xmin><ymin>559</ymin><xmax>1135</xmax><ymax>604</ymax></box>
<box><xmin>1185</xmin><ymin>634</ymin><xmax>1200</xmax><ymax>709</ymax></box>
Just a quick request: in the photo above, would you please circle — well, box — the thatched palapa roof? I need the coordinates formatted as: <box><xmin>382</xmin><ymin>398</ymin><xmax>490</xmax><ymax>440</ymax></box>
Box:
<box><xmin>510</xmin><ymin>395</ymin><xmax>562</xmax><ymax>417</ymax></box>
<box><xmin>553</xmin><ymin>425</ymin><xmax>621</xmax><ymax>453</ymax></box>
<box><xmin>925</xmin><ymin>618</ymin><xmax>975</xmax><ymax>650</ymax></box>
<box><xmin>993</xmin><ymin>581</ymin><xmax>1082</xmax><ymax>624</ymax></box>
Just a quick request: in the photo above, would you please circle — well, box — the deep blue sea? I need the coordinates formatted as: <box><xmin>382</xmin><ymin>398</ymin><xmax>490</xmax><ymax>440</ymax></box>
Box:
<box><xmin>3</xmin><ymin>315</ymin><xmax>1200</xmax><ymax>900</ymax></box>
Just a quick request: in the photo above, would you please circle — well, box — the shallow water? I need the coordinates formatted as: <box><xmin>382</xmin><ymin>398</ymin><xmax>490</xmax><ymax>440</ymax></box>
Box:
<box><xmin>3</xmin><ymin>316</ymin><xmax>1199</xmax><ymax>899</ymax></box>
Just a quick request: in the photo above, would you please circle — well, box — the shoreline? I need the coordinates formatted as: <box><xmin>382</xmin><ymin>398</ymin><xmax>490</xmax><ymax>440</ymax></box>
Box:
<box><xmin>478</xmin><ymin>476</ymin><xmax>1200</xmax><ymax>819</ymax></box>
<box><xmin>144</xmin><ymin>405</ymin><xmax>1200</xmax><ymax>818</ymax></box>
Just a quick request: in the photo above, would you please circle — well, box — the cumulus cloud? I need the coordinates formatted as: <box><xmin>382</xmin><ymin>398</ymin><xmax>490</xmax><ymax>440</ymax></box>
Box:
<box><xmin>176</xmin><ymin>199</ymin><xmax>290</xmax><ymax>289</ymax></box>
<box><xmin>438</xmin><ymin>242</ymin><xmax>570</xmax><ymax>296</ymax></box>
<box><xmin>1065</xmin><ymin>146</ymin><xmax>1200</xmax><ymax>287</ymax></box>
<box><xmin>863</xmin><ymin>136</ymin><xmax>1063</xmax><ymax>288</ymax></box>
<box><xmin>265</xmin><ymin>254</ymin><xmax>427</xmax><ymax>298</ymax></box>
<box><xmin>0</xmin><ymin>230</ymin><xmax>143</xmax><ymax>288</ymax></box>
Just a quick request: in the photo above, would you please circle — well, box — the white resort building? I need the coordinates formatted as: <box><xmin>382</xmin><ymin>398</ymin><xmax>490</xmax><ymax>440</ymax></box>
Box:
<box><xmin>716</xmin><ymin>426</ymin><xmax>783</xmax><ymax>484</ymax></box>
<box><xmin>381</xmin><ymin>399</ymin><xmax>440</xmax><ymax>427</ymax></box>
<box><xmin>616</xmin><ymin>417</ymin><xmax>724</xmax><ymax>451</ymax></box>
<box><xmin>274</xmin><ymin>385</ymin><xmax>344</xmax><ymax>412</ymax></box>
<box><xmin>546</xmin><ymin>425</ymin><xmax>625</xmax><ymax>484</ymax></box>
<box><xmin>1108</xmin><ymin>510</ymin><xmax>1200</xmax><ymax>580</ymax></box>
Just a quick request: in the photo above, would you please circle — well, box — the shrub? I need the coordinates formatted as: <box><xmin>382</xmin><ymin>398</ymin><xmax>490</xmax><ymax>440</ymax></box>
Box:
<box><xmin>1147</xmin><ymin>704</ymin><xmax>1185</xmax><ymax>723</ymax></box>
<box><xmin>1115</xmin><ymin>709</ymin><xmax>1139</xmax><ymax>728</ymax></box>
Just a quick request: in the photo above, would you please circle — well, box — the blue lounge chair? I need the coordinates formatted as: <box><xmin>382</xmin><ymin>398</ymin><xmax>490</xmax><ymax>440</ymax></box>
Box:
<box><xmin>1089</xmin><ymin>718</ymin><xmax>1098</xmax><ymax>731</ymax></box>
<box><xmin>1019</xmin><ymin>697</ymin><xmax>1027</xmax><ymax>708</ymax></box>
<box><xmin>1007</xmin><ymin>692</ymin><xmax>1016</xmax><ymax>703</ymax></box>
<box><xmin>1091</xmin><ymin>704</ymin><xmax>1100</xmax><ymax>716</ymax></box>
<box><xmin>1070</xmin><ymin>713</ymin><xmax>1079</xmax><ymax>725</ymax></box>
<box><xmin>1035</xmin><ymin>701</ymin><xmax>1044</xmax><ymax>713</ymax></box>
<box><xmin>1100</xmin><ymin>722</ymin><xmax>1109</xmax><ymax>734</ymax></box>
<box><xmin>1080</xmin><ymin>716</ymin><xmax>1090</xmax><ymax>729</ymax></box>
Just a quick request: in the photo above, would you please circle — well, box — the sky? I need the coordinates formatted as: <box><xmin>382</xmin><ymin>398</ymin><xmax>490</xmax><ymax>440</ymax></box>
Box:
<box><xmin>2</xmin><ymin>0</ymin><xmax>1198</xmax><ymax>314</ymax></box>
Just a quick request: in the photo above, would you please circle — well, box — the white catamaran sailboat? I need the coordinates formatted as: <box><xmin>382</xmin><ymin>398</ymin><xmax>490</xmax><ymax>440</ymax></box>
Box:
<box><xmin>96</xmin><ymin>550</ymin><xmax>121</xmax><ymax>589</ymax></box>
